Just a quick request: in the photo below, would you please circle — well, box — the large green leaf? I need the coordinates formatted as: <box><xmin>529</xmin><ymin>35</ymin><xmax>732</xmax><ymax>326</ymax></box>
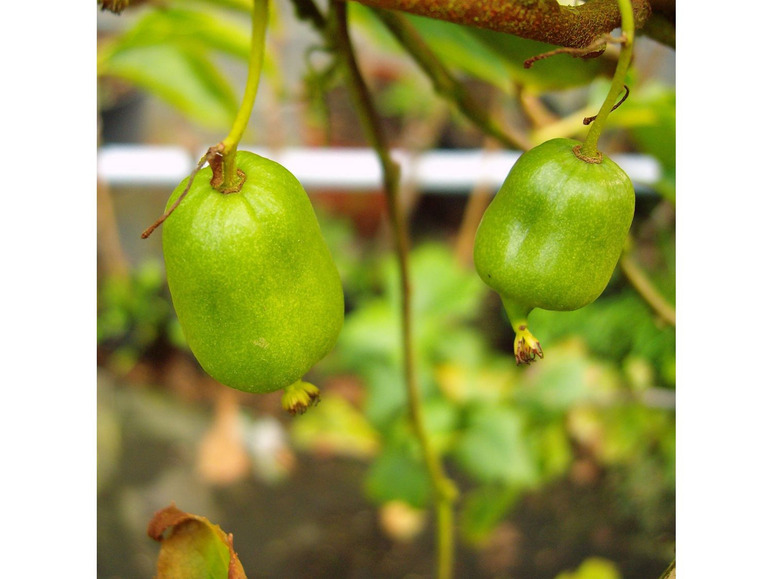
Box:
<box><xmin>291</xmin><ymin>394</ymin><xmax>381</xmax><ymax>459</ymax></box>
<box><xmin>403</xmin><ymin>14</ymin><xmax>512</xmax><ymax>91</ymax></box>
<box><xmin>102</xmin><ymin>43</ymin><xmax>239</xmax><ymax>129</ymax></box>
<box><xmin>459</xmin><ymin>484</ymin><xmax>520</xmax><ymax>545</ymax></box>
<box><xmin>453</xmin><ymin>403</ymin><xmax>539</xmax><ymax>486</ymax></box>
<box><xmin>365</xmin><ymin>441</ymin><xmax>431</xmax><ymax>508</ymax></box>
<box><xmin>107</xmin><ymin>6</ymin><xmax>251</xmax><ymax>59</ymax></box>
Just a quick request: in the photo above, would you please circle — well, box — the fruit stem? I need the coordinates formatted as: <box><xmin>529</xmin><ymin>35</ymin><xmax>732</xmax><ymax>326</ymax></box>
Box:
<box><xmin>579</xmin><ymin>0</ymin><xmax>635</xmax><ymax>160</ymax></box>
<box><xmin>216</xmin><ymin>0</ymin><xmax>269</xmax><ymax>192</ymax></box>
<box><xmin>332</xmin><ymin>4</ymin><xmax>457</xmax><ymax>578</ymax></box>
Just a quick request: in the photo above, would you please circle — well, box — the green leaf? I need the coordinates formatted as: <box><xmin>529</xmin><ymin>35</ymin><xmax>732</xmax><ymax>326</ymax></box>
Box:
<box><xmin>555</xmin><ymin>557</ymin><xmax>622</xmax><ymax>579</ymax></box>
<box><xmin>337</xmin><ymin>300</ymin><xmax>400</xmax><ymax>366</ymax></box>
<box><xmin>403</xmin><ymin>15</ymin><xmax>511</xmax><ymax>91</ymax></box>
<box><xmin>453</xmin><ymin>403</ymin><xmax>539</xmax><ymax>486</ymax></box>
<box><xmin>107</xmin><ymin>7</ymin><xmax>251</xmax><ymax>60</ymax></box>
<box><xmin>365</xmin><ymin>442</ymin><xmax>431</xmax><ymax>508</ymax></box>
<box><xmin>102</xmin><ymin>43</ymin><xmax>239</xmax><ymax>130</ymax></box>
<box><xmin>383</xmin><ymin>243</ymin><xmax>486</xmax><ymax>324</ymax></box>
<box><xmin>290</xmin><ymin>394</ymin><xmax>381</xmax><ymax>459</ymax></box>
<box><xmin>516</xmin><ymin>341</ymin><xmax>620</xmax><ymax>414</ymax></box>
<box><xmin>532</xmin><ymin>420</ymin><xmax>574</xmax><ymax>482</ymax></box>
<box><xmin>528</xmin><ymin>290</ymin><xmax>676</xmax><ymax>386</ymax></box>
<box><xmin>617</xmin><ymin>84</ymin><xmax>676</xmax><ymax>202</ymax></box>
<box><xmin>459</xmin><ymin>485</ymin><xmax>520</xmax><ymax>545</ymax></box>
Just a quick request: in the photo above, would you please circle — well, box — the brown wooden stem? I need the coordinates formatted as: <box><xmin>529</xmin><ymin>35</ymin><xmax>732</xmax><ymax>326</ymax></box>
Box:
<box><xmin>344</xmin><ymin>0</ymin><xmax>653</xmax><ymax>48</ymax></box>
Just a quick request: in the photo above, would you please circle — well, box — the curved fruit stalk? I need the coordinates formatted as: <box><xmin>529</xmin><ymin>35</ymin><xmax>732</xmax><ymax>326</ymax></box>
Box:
<box><xmin>473</xmin><ymin>138</ymin><xmax>635</xmax><ymax>364</ymax></box>
<box><xmin>162</xmin><ymin>151</ymin><xmax>344</xmax><ymax>410</ymax></box>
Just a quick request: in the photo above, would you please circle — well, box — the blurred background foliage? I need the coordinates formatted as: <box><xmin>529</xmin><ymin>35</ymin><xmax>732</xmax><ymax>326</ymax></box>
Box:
<box><xmin>97</xmin><ymin>0</ymin><xmax>675</xmax><ymax>577</ymax></box>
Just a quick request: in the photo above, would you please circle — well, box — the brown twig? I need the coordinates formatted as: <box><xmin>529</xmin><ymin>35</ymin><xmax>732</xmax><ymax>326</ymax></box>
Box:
<box><xmin>346</xmin><ymin>0</ymin><xmax>653</xmax><ymax>49</ymax></box>
<box><xmin>140</xmin><ymin>147</ymin><xmax>216</xmax><ymax>239</ymax></box>
<box><xmin>523</xmin><ymin>32</ymin><xmax>626</xmax><ymax>69</ymax></box>
<box><xmin>583</xmin><ymin>84</ymin><xmax>630</xmax><ymax>125</ymax></box>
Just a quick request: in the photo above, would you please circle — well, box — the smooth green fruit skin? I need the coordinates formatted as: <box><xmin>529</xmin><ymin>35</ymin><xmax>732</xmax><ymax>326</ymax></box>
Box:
<box><xmin>474</xmin><ymin>138</ymin><xmax>635</xmax><ymax>320</ymax></box>
<box><xmin>162</xmin><ymin>151</ymin><xmax>344</xmax><ymax>393</ymax></box>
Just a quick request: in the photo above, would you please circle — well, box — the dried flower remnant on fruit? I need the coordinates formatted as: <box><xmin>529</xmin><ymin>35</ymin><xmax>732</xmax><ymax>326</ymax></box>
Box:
<box><xmin>514</xmin><ymin>325</ymin><xmax>543</xmax><ymax>365</ymax></box>
<box><xmin>281</xmin><ymin>381</ymin><xmax>321</xmax><ymax>416</ymax></box>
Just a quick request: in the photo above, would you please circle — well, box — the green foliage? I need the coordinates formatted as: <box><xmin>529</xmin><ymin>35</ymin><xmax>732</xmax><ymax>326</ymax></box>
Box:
<box><xmin>453</xmin><ymin>403</ymin><xmax>539</xmax><ymax>486</ymax></box>
<box><xmin>98</xmin><ymin>5</ymin><xmax>252</xmax><ymax>129</ymax></box>
<box><xmin>301</xmin><ymin>240</ymin><xmax>675</xmax><ymax>545</ymax></box>
<box><xmin>606</xmin><ymin>82</ymin><xmax>676</xmax><ymax>202</ymax></box>
<box><xmin>530</xmin><ymin>289</ymin><xmax>676</xmax><ymax>387</ymax></box>
<box><xmin>459</xmin><ymin>485</ymin><xmax>520</xmax><ymax>545</ymax></box>
<box><xmin>97</xmin><ymin>260</ymin><xmax>181</xmax><ymax>372</ymax></box>
<box><xmin>555</xmin><ymin>557</ymin><xmax>622</xmax><ymax>579</ymax></box>
<box><xmin>365</xmin><ymin>439</ymin><xmax>432</xmax><ymax>508</ymax></box>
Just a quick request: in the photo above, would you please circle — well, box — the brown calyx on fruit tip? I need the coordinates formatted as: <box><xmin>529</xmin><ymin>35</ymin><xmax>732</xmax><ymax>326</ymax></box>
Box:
<box><xmin>572</xmin><ymin>144</ymin><xmax>603</xmax><ymax>164</ymax></box>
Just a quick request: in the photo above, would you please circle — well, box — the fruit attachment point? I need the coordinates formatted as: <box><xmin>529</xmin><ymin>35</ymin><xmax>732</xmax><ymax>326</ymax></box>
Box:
<box><xmin>281</xmin><ymin>380</ymin><xmax>321</xmax><ymax>416</ymax></box>
<box><xmin>514</xmin><ymin>324</ymin><xmax>544</xmax><ymax>366</ymax></box>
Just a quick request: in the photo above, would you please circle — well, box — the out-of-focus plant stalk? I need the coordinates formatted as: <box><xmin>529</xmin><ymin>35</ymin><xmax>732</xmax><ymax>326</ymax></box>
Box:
<box><xmin>331</xmin><ymin>3</ymin><xmax>458</xmax><ymax>578</ymax></box>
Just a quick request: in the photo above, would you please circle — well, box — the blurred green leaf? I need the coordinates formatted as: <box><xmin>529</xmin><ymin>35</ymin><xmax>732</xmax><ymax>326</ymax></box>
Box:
<box><xmin>610</xmin><ymin>83</ymin><xmax>675</xmax><ymax>202</ymax></box>
<box><xmin>98</xmin><ymin>5</ymin><xmax>254</xmax><ymax>129</ymax></box>
<box><xmin>459</xmin><ymin>484</ymin><xmax>520</xmax><ymax>545</ymax></box>
<box><xmin>97</xmin><ymin>260</ymin><xmax>178</xmax><ymax>371</ymax></box>
<box><xmin>101</xmin><ymin>43</ymin><xmax>239</xmax><ymax>129</ymax></box>
<box><xmin>532</xmin><ymin>420</ymin><xmax>574</xmax><ymax>482</ymax></box>
<box><xmin>365</xmin><ymin>441</ymin><xmax>431</xmax><ymax>508</ymax></box>
<box><xmin>421</xmin><ymin>397</ymin><xmax>461</xmax><ymax>455</ymax></box>
<box><xmin>595</xmin><ymin>405</ymin><xmax>672</xmax><ymax>466</ymax></box>
<box><xmin>105</xmin><ymin>7</ymin><xmax>251</xmax><ymax>59</ymax></box>
<box><xmin>434</xmin><ymin>353</ymin><xmax>517</xmax><ymax>405</ymax></box>
<box><xmin>529</xmin><ymin>290</ymin><xmax>676</xmax><ymax>387</ymax></box>
<box><xmin>388</xmin><ymin>243</ymin><xmax>486</xmax><ymax>321</ymax></box>
<box><xmin>453</xmin><ymin>403</ymin><xmax>539</xmax><ymax>486</ymax></box>
<box><xmin>403</xmin><ymin>15</ymin><xmax>511</xmax><ymax>91</ymax></box>
<box><xmin>517</xmin><ymin>340</ymin><xmax>621</xmax><ymax>414</ymax></box>
<box><xmin>291</xmin><ymin>394</ymin><xmax>381</xmax><ymax>459</ymax></box>
<box><xmin>337</xmin><ymin>300</ymin><xmax>400</xmax><ymax>366</ymax></box>
<box><xmin>555</xmin><ymin>557</ymin><xmax>622</xmax><ymax>579</ymax></box>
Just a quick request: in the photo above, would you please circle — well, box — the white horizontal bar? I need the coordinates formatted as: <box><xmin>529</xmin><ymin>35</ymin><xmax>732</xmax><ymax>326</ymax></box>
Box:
<box><xmin>98</xmin><ymin>145</ymin><xmax>662</xmax><ymax>192</ymax></box>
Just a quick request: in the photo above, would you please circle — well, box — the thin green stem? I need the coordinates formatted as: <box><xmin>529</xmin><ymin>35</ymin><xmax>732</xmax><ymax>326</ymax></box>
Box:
<box><xmin>331</xmin><ymin>3</ymin><xmax>457</xmax><ymax>578</ymax></box>
<box><xmin>218</xmin><ymin>0</ymin><xmax>269</xmax><ymax>190</ymax></box>
<box><xmin>580</xmin><ymin>0</ymin><xmax>635</xmax><ymax>159</ymax></box>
